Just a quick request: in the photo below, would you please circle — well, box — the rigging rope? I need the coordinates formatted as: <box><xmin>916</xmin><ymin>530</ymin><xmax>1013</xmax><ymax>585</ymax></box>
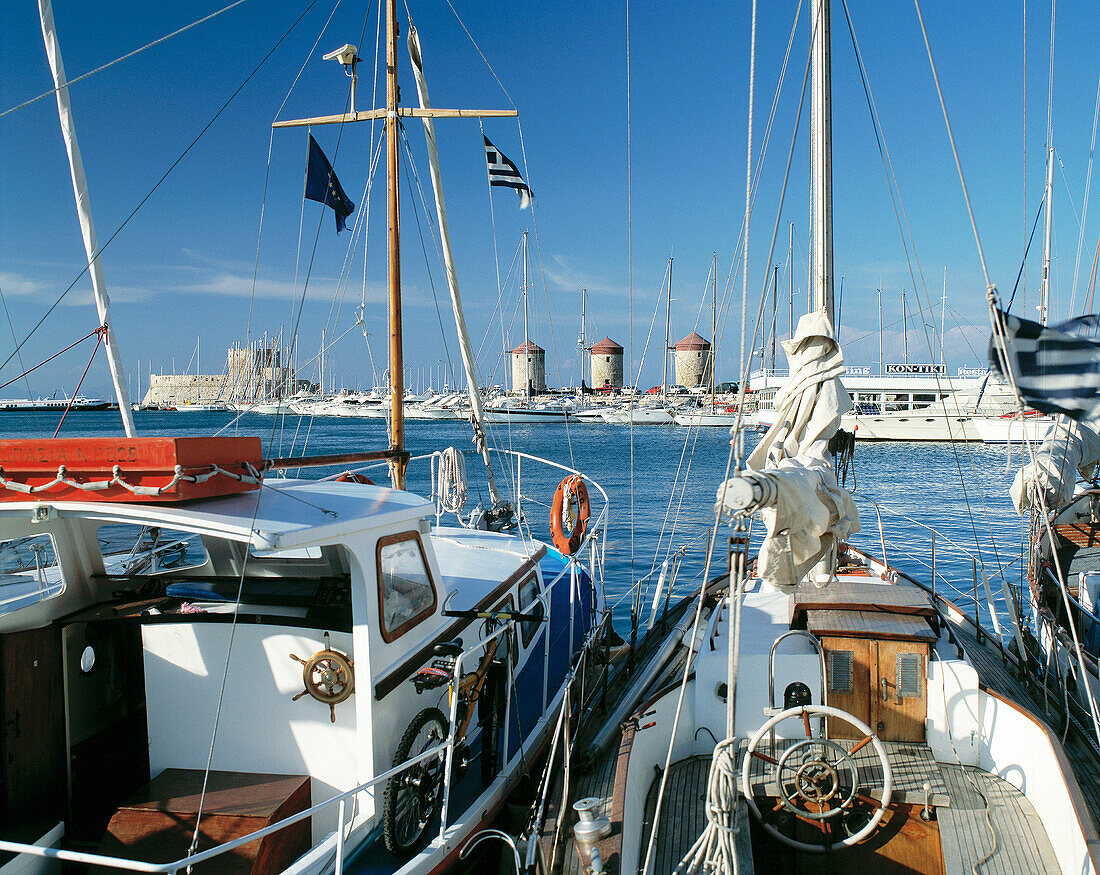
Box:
<box><xmin>52</xmin><ymin>327</ymin><xmax>104</xmax><ymax>438</ymax></box>
<box><xmin>1</xmin><ymin>0</ymin><xmax>321</xmax><ymax>383</ymax></box>
<box><xmin>0</xmin><ymin>0</ymin><xmax>251</xmax><ymax>121</ymax></box>
<box><xmin>845</xmin><ymin>0</ymin><xmax>1008</xmax><ymax>596</ymax></box>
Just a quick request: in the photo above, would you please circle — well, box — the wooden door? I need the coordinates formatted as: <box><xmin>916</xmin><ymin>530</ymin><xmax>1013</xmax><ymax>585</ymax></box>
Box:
<box><xmin>1</xmin><ymin>627</ymin><xmax>66</xmax><ymax>820</ymax></box>
<box><xmin>821</xmin><ymin>636</ymin><xmax>870</xmax><ymax>739</ymax></box>
<box><xmin>870</xmin><ymin>641</ymin><xmax>927</xmax><ymax>742</ymax></box>
<box><xmin>821</xmin><ymin>637</ymin><xmax>927</xmax><ymax>742</ymax></box>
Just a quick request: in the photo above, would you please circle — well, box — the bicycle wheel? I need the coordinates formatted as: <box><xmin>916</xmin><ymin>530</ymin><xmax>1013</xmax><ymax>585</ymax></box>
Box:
<box><xmin>479</xmin><ymin>662</ymin><xmax>504</xmax><ymax>787</ymax></box>
<box><xmin>383</xmin><ymin>707</ymin><xmax>449</xmax><ymax>856</ymax></box>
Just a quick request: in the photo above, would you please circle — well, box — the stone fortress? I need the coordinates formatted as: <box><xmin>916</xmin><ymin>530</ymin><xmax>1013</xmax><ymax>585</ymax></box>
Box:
<box><xmin>140</xmin><ymin>343</ymin><xmax>308</xmax><ymax>408</ymax></box>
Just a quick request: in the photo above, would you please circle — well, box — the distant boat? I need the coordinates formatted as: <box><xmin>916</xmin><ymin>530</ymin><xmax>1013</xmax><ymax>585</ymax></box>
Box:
<box><xmin>0</xmin><ymin>396</ymin><xmax>111</xmax><ymax>412</ymax></box>
<box><xmin>171</xmin><ymin>402</ymin><xmax>231</xmax><ymax>413</ymax></box>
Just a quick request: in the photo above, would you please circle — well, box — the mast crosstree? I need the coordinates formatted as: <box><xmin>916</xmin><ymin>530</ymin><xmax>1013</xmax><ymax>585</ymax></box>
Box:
<box><xmin>273</xmin><ymin>5</ymin><xmax>517</xmax><ymax>490</ymax></box>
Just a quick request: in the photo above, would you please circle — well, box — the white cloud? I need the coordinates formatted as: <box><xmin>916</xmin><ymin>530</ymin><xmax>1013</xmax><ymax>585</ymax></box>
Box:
<box><xmin>0</xmin><ymin>271</ymin><xmax>47</xmax><ymax>298</ymax></box>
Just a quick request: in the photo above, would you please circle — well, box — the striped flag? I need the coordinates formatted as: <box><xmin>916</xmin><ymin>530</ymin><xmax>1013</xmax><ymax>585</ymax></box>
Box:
<box><xmin>989</xmin><ymin>308</ymin><xmax>1100</xmax><ymax>419</ymax></box>
<box><xmin>483</xmin><ymin>135</ymin><xmax>533</xmax><ymax>209</ymax></box>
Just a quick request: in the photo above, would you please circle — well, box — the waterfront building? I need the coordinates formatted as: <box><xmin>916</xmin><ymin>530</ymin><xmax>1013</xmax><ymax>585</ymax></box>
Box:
<box><xmin>673</xmin><ymin>331</ymin><xmax>711</xmax><ymax>388</ymax></box>
<box><xmin>590</xmin><ymin>337</ymin><xmax>624</xmax><ymax>390</ymax></box>
<box><xmin>510</xmin><ymin>340</ymin><xmax>546</xmax><ymax>395</ymax></box>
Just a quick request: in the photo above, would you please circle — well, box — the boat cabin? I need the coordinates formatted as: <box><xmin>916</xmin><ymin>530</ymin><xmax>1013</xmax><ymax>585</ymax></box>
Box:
<box><xmin>0</xmin><ymin>477</ymin><xmax>586</xmax><ymax>871</ymax></box>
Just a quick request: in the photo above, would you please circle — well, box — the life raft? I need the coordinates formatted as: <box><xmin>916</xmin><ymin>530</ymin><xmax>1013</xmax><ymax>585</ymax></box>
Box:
<box><xmin>550</xmin><ymin>474</ymin><xmax>590</xmax><ymax>555</ymax></box>
<box><xmin>0</xmin><ymin>436</ymin><xmax>262</xmax><ymax>503</ymax></box>
<box><xmin>335</xmin><ymin>471</ymin><xmax>374</xmax><ymax>485</ymax></box>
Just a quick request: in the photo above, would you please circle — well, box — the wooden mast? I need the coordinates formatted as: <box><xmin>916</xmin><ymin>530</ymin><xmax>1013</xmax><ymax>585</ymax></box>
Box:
<box><xmin>273</xmin><ymin>11</ymin><xmax>516</xmax><ymax>491</ymax></box>
<box><xmin>384</xmin><ymin>0</ymin><xmax>406</xmax><ymax>488</ymax></box>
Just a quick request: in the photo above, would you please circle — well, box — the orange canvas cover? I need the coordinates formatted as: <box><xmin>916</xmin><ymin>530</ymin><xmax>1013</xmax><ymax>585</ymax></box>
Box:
<box><xmin>0</xmin><ymin>436</ymin><xmax>263</xmax><ymax>503</ymax></box>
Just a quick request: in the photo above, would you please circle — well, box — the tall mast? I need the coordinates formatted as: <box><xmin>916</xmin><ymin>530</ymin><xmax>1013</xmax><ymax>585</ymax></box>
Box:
<box><xmin>741</xmin><ymin>0</ymin><xmax>757</xmax><ymax>381</ymax></box>
<box><xmin>579</xmin><ymin>289</ymin><xmax>586</xmax><ymax>391</ymax></box>
<box><xmin>384</xmin><ymin>0</ymin><xmax>406</xmax><ymax>486</ymax></box>
<box><xmin>788</xmin><ymin>222</ymin><xmax>794</xmax><ymax>342</ymax></box>
<box><xmin>711</xmin><ymin>251</ymin><xmax>717</xmax><ymax>401</ymax></box>
<box><xmin>902</xmin><ymin>291</ymin><xmax>908</xmax><ymax>364</ymax></box>
<box><xmin>1040</xmin><ymin>0</ymin><xmax>1056</xmax><ymax>325</ymax></box>
<box><xmin>272</xmin><ymin>15</ymin><xmax>516</xmax><ymax>488</ymax></box>
<box><xmin>663</xmin><ymin>256</ymin><xmax>672</xmax><ymax>399</ymax></box>
<box><xmin>522</xmin><ymin>231</ymin><xmax>530</xmax><ymax>400</ymax></box>
<box><xmin>810</xmin><ymin>0</ymin><xmax>835</xmax><ymax>323</ymax></box>
<box><xmin>39</xmin><ymin>0</ymin><xmax>135</xmax><ymax>435</ymax></box>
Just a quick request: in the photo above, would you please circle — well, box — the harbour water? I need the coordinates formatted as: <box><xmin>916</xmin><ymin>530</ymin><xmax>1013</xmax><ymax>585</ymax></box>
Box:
<box><xmin>0</xmin><ymin>410</ymin><xmax>1024</xmax><ymax>631</ymax></box>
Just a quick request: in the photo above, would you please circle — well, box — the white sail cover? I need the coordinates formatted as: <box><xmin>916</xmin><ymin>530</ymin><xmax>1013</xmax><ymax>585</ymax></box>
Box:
<box><xmin>718</xmin><ymin>310</ymin><xmax>859</xmax><ymax>589</ymax></box>
<box><xmin>1011</xmin><ymin>417</ymin><xmax>1100</xmax><ymax>513</ymax></box>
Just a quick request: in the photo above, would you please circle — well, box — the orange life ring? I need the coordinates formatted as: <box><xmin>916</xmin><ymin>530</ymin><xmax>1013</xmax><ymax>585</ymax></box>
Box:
<box><xmin>550</xmin><ymin>475</ymin><xmax>590</xmax><ymax>555</ymax></box>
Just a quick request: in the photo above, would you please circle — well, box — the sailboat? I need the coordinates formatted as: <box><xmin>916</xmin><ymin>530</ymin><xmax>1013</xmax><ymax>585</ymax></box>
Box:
<box><xmin>519</xmin><ymin>3</ymin><xmax>1100</xmax><ymax>873</ymax></box>
<box><xmin>0</xmin><ymin>3</ymin><xmax>613</xmax><ymax>874</ymax></box>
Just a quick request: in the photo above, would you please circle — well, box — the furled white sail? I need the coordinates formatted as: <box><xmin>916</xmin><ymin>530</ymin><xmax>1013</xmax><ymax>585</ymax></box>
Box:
<box><xmin>39</xmin><ymin>0</ymin><xmax>135</xmax><ymax>436</ymax></box>
<box><xmin>407</xmin><ymin>25</ymin><xmax>501</xmax><ymax>507</ymax></box>
<box><xmin>717</xmin><ymin>310</ymin><xmax>859</xmax><ymax>589</ymax></box>
<box><xmin>1011</xmin><ymin>417</ymin><xmax>1100</xmax><ymax>513</ymax></box>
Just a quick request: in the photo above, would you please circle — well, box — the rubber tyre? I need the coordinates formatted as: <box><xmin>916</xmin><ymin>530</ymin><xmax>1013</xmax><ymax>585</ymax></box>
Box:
<box><xmin>382</xmin><ymin>707</ymin><xmax>449</xmax><ymax>856</ymax></box>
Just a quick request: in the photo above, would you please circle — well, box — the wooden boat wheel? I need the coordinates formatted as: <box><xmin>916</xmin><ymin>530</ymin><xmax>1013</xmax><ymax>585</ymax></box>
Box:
<box><xmin>290</xmin><ymin>635</ymin><xmax>354</xmax><ymax>723</ymax></box>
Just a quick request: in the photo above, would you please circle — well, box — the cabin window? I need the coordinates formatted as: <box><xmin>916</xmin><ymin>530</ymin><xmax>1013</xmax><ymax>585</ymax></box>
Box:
<box><xmin>896</xmin><ymin>653</ymin><xmax>922</xmax><ymax>699</ymax></box>
<box><xmin>827</xmin><ymin>650</ymin><xmax>853</xmax><ymax>693</ymax></box>
<box><xmin>517</xmin><ymin>573</ymin><xmax>544</xmax><ymax>648</ymax></box>
<box><xmin>0</xmin><ymin>533</ymin><xmax>63</xmax><ymax>613</ymax></box>
<box><xmin>97</xmin><ymin>524</ymin><xmax>207</xmax><ymax>574</ymax></box>
<box><xmin>377</xmin><ymin>533</ymin><xmax>437</xmax><ymax>642</ymax></box>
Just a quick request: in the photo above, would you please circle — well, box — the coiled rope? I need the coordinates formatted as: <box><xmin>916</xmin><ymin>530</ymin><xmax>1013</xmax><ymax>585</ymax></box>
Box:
<box><xmin>438</xmin><ymin>446</ymin><xmax>468</xmax><ymax>514</ymax></box>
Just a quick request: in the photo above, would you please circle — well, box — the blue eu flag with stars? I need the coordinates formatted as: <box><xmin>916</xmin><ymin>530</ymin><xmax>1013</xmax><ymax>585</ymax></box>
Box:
<box><xmin>305</xmin><ymin>135</ymin><xmax>355</xmax><ymax>233</ymax></box>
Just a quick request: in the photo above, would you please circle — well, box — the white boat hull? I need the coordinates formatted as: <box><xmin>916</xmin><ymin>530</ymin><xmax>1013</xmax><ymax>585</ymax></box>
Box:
<box><xmin>973</xmin><ymin>415</ymin><xmax>1054</xmax><ymax>444</ymax></box>
<box><xmin>482</xmin><ymin>408</ymin><xmax>571</xmax><ymax>423</ymax></box>
<box><xmin>673</xmin><ymin>410</ymin><xmax>742</xmax><ymax>427</ymax></box>
<box><xmin>601</xmin><ymin>405</ymin><xmax>675</xmax><ymax>424</ymax></box>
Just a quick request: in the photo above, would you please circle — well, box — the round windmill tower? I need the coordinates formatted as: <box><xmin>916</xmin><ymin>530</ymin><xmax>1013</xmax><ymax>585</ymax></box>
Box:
<box><xmin>589</xmin><ymin>337</ymin><xmax>624</xmax><ymax>390</ymax></box>
<box><xmin>674</xmin><ymin>332</ymin><xmax>712</xmax><ymax>389</ymax></box>
<box><xmin>510</xmin><ymin>340</ymin><xmax>546</xmax><ymax>395</ymax></box>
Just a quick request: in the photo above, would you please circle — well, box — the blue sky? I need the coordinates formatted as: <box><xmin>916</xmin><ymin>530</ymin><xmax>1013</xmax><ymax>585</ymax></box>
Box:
<box><xmin>1</xmin><ymin>0</ymin><xmax>1098</xmax><ymax>400</ymax></box>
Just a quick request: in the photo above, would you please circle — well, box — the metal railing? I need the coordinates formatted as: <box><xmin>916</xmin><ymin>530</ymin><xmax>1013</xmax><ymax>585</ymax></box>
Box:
<box><xmin>851</xmin><ymin>494</ymin><xmax>1021</xmax><ymax>641</ymax></box>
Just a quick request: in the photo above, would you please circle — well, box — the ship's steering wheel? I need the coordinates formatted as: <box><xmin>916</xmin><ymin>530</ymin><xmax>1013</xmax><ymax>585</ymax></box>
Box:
<box><xmin>741</xmin><ymin>704</ymin><xmax>893</xmax><ymax>852</ymax></box>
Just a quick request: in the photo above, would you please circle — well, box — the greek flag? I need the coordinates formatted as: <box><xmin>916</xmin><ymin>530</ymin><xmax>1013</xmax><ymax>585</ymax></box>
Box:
<box><xmin>989</xmin><ymin>308</ymin><xmax>1100</xmax><ymax>419</ymax></box>
<box><xmin>483</xmin><ymin>135</ymin><xmax>533</xmax><ymax>209</ymax></box>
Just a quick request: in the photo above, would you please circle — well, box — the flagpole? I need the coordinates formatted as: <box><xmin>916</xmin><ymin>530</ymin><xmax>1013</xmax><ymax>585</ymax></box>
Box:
<box><xmin>385</xmin><ymin>0</ymin><xmax>406</xmax><ymax>489</ymax></box>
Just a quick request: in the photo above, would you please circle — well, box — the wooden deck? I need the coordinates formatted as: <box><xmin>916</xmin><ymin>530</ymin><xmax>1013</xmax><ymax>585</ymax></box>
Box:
<box><xmin>937</xmin><ymin>763</ymin><xmax>1059</xmax><ymax>875</ymax></box>
<box><xmin>950</xmin><ymin>616</ymin><xmax>1100</xmax><ymax>825</ymax></box>
<box><xmin>643</xmin><ymin>745</ymin><xmax>1059</xmax><ymax>875</ymax></box>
